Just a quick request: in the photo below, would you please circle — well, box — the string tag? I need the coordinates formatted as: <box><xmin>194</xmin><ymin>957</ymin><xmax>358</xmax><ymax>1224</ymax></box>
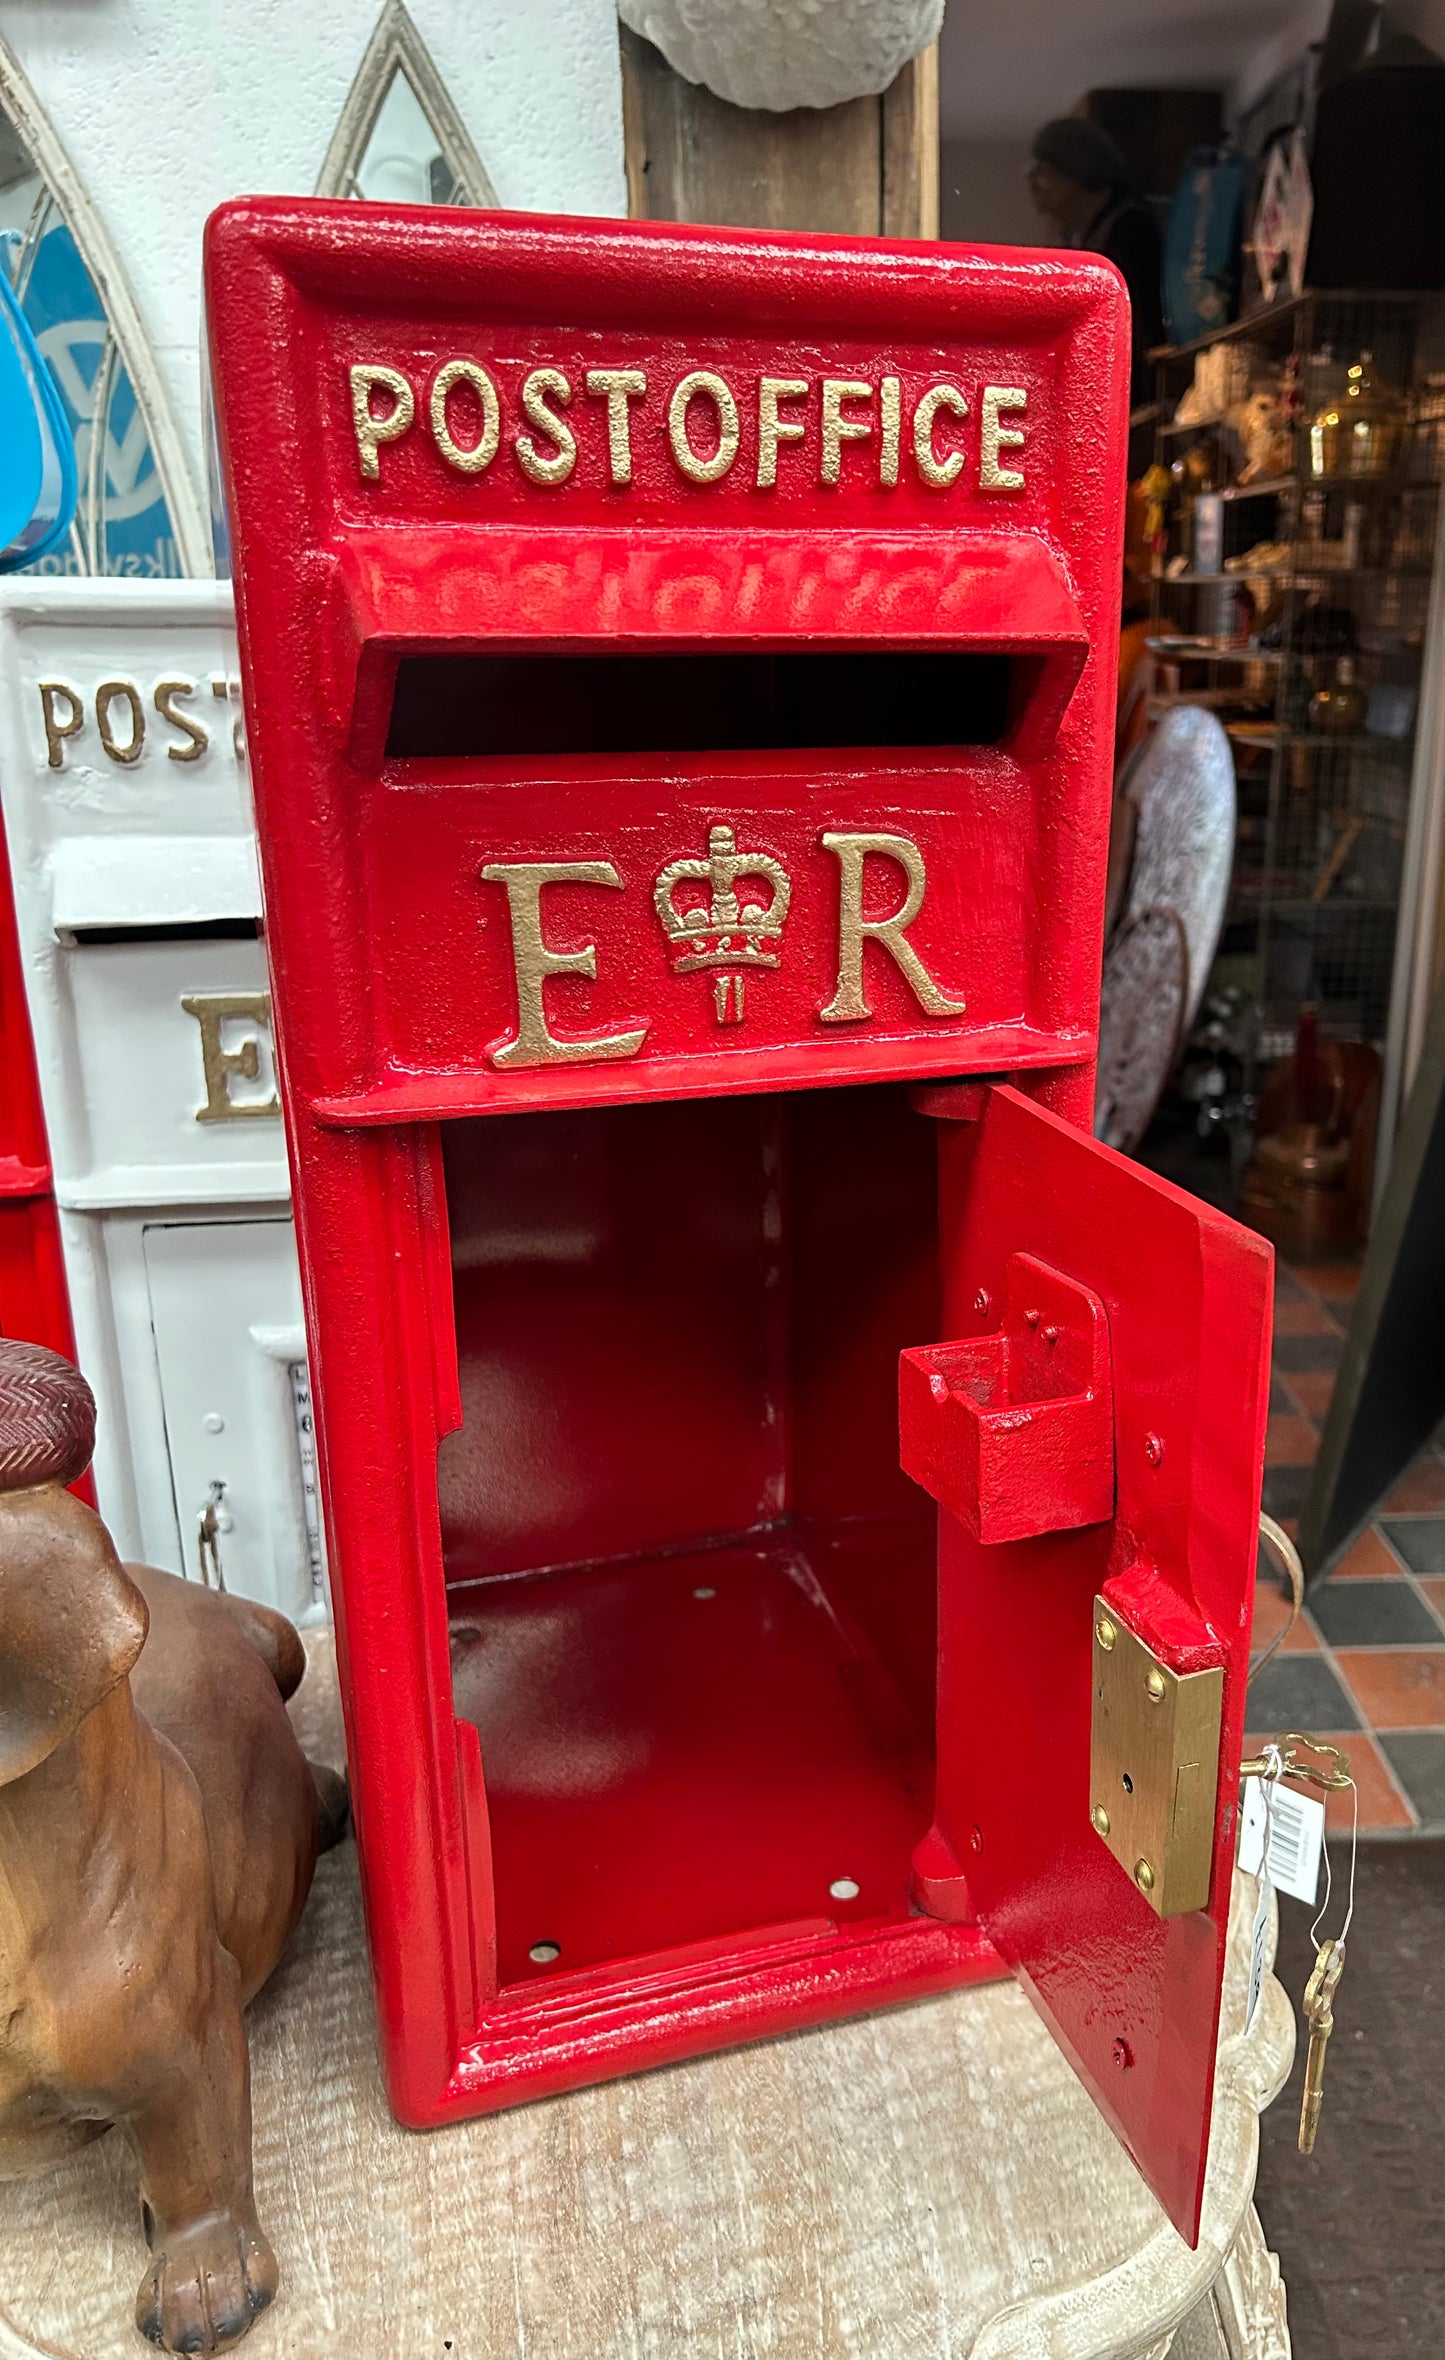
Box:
<box><xmin>1243</xmin><ymin>1740</ymin><xmax>1285</xmax><ymax>2030</ymax></box>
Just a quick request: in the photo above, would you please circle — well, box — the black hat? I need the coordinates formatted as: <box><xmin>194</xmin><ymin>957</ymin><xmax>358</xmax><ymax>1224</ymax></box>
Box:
<box><xmin>1031</xmin><ymin>118</ymin><xmax>1133</xmax><ymax>193</ymax></box>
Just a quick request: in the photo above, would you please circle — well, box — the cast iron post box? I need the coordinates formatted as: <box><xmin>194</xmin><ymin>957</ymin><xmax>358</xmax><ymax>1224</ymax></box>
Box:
<box><xmin>0</xmin><ymin>581</ymin><xmax>317</xmax><ymax>1617</ymax></box>
<box><xmin>206</xmin><ymin>203</ymin><xmax>1272</xmax><ymax>2243</ymax></box>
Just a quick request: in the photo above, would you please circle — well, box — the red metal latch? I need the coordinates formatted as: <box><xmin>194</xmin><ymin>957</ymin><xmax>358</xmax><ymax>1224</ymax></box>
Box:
<box><xmin>899</xmin><ymin>1251</ymin><xmax>1113</xmax><ymax>1543</ymax></box>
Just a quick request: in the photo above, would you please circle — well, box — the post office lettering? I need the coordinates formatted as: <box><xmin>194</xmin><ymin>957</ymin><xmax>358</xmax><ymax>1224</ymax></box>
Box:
<box><xmin>346</xmin><ymin>358</ymin><xmax>1029</xmax><ymax>495</ymax></box>
<box><xmin>181</xmin><ymin>993</ymin><xmax>281</xmax><ymax>1123</ymax></box>
<box><xmin>36</xmin><ymin>676</ymin><xmax>233</xmax><ymax>769</ymax></box>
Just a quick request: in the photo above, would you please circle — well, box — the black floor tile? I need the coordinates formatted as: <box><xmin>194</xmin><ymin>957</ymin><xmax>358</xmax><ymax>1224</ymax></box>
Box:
<box><xmin>1256</xmin><ymin>1841</ymin><xmax>1445</xmax><ymax>2360</ymax></box>
<box><xmin>1272</xmin><ymin>1332</ymin><xmax>1345</xmax><ymax>1373</ymax></box>
<box><xmin>1383</xmin><ymin>1516</ymin><xmax>1445</xmax><ymax>1574</ymax></box>
<box><xmin>1379</xmin><ymin>1732</ymin><xmax>1445</xmax><ymax>1823</ymax></box>
<box><xmin>1263</xmin><ymin>1464</ymin><xmax>1311</xmax><ymax>1518</ymax></box>
<box><xmin>1310</xmin><ymin>1579</ymin><xmax>1445</xmax><ymax>1647</ymax></box>
<box><xmin>1246</xmin><ymin>1651</ymin><xmax>1360</xmax><ymax>1731</ymax></box>
<box><xmin>1269</xmin><ymin>1377</ymin><xmax>1297</xmax><ymax>1413</ymax></box>
<box><xmin>1274</xmin><ymin>1268</ymin><xmax>1307</xmax><ymax>1303</ymax></box>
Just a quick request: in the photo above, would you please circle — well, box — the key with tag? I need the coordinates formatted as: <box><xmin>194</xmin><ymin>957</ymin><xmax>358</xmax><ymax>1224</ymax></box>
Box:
<box><xmin>1299</xmin><ymin>1936</ymin><xmax>1345</xmax><ymax>2154</ymax></box>
<box><xmin>1240</xmin><ymin>1726</ymin><xmax>1359</xmax><ymax>2154</ymax></box>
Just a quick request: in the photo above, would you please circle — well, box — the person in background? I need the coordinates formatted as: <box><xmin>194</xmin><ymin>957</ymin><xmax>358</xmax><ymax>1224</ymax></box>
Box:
<box><xmin>1027</xmin><ymin>118</ymin><xmax>1165</xmax><ymax>407</ymax></box>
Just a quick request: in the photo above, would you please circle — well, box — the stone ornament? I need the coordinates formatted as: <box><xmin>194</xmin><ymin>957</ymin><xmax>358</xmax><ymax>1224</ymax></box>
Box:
<box><xmin>0</xmin><ymin>1338</ymin><xmax>346</xmax><ymax>2353</ymax></box>
<box><xmin>618</xmin><ymin>0</ymin><xmax>944</xmax><ymax>111</ymax></box>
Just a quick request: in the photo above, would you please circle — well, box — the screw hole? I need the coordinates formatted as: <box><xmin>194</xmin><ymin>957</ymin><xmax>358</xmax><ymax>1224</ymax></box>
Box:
<box><xmin>829</xmin><ymin>1877</ymin><xmax>860</xmax><ymax>1901</ymax></box>
<box><xmin>1121</xmin><ymin>1772</ymin><xmax>1134</xmax><ymax>1794</ymax></box>
<box><xmin>528</xmin><ymin>1939</ymin><xmax>561</xmax><ymax>1965</ymax></box>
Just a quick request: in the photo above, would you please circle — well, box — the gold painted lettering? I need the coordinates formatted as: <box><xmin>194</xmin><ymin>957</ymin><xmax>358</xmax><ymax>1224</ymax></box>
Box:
<box><xmin>819</xmin><ymin>831</ymin><xmax>967</xmax><ymax>1023</ymax></box>
<box><xmin>667</xmin><ymin>371</ymin><xmax>740</xmax><ymax>485</ymax></box>
<box><xmin>980</xmin><ymin>385</ymin><xmax>1027</xmax><ymax>489</ymax></box>
<box><xmin>757</xmin><ymin>376</ymin><xmax>808</xmax><ymax>489</ymax></box>
<box><xmin>95</xmin><ymin>679</ymin><xmax>144</xmax><ymax>766</ymax></box>
<box><xmin>912</xmin><ymin>386</ymin><xmax>968</xmax><ymax>489</ymax></box>
<box><xmin>154</xmin><ymin>678</ymin><xmax>207</xmax><ymax>762</ymax></box>
<box><xmin>349</xmin><ymin>363</ymin><xmax>414</xmax><ymax>481</ymax></box>
<box><xmin>586</xmin><ymin>368</ymin><xmax>647</xmax><ymax>486</ymax></box>
<box><xmin>38</xmin><ymin>680</ymin><xmax>83</xmax><ymax>769</ymax></box>
<box><xmin>482</xmin><ymin>860</ymin><xmax>647</xmax><ymax>1068</ymax></box>
<box><xmin>211</xmin><ymin>675</ymin><xmax>246</xmax><ymax>762</ymax></box>
<box><xmin>516</xmin><ymin>368</ymin><xmax>576</xmax><ymax>486</ymax></box>
<box><xmin>429</xmin><ymin>358</ymin><xmax>500</xmax><ymax>474</ymax></box>
<box><xmin>879</xmin><ymin>376</ymin><xmax>901</xmax><ymax>487</ymax></box>
<box><xmin>181</xmin><ymin>993</ymin><xmax>280</xmax><ymax>1123</ymax></box>
<box><xmin>820</xmin><ymin>378</ymin><xmax>872</xmax><ymax>487</ymax></box>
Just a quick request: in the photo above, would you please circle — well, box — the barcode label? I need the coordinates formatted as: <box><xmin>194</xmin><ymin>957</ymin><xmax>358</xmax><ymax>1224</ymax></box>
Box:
<box><xmin>1239</xmin><ymin>1778</ymin><xmax>1324</xmax><ymax>1905</ymax></box>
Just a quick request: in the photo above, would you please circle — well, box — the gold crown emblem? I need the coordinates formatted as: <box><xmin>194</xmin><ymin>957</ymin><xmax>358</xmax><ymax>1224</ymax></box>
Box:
<box><xmin>653</xmin><ymin>825</ymin><xmax>791</xmax><ymax>972</ymax></box>
<box><xmin>653</xmin><ymin>825</ymin><xmax>792</xmax><ymax>1026</ymax></box>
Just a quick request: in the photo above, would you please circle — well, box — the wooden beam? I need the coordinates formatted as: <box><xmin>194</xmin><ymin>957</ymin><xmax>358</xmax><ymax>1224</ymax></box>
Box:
<box><xmin>620</xmin><ymin>27</ymin><xmax>939</xmax><ymax>240</ymax></box>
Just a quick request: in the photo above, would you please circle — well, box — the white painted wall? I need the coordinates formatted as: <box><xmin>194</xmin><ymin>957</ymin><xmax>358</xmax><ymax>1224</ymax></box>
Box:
<box><xmin>0</xmin><ymin>0</ymin><xmax>627</xmax><ymax>567</ymax></box>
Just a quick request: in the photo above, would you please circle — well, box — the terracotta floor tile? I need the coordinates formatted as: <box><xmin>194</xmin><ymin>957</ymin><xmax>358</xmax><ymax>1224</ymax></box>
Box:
<box><xmin>1272</xmin><ymin>1298</ymin><xmax>1341</xmax><ymax>1337</ymax></box>
<box><xmin>1239</xmin><ymin>1728</ymin><xmax>1414</xmax><ymax>1831</ymax></box>
<box><xmin>1329</xmin><ymin>1526</ymin><xmax>1407</xmax><ymax>1579</ymax></box>
<box><xmin>1294</xmin><ymin>1264</ymin><xmax>1362</xmax><ymax>1303</ymax></box>
<box><xmin>1266</xmin><ymin>1413</ymin><xmax>1318</xmax><ymax>1468</ymax></box>
<box><xmin>1250</xmin><ymin>1585</ymin><xmax>1319</xmax><ymax>1653</ymax></box>
<box><xmin>1382</xmin><ymin>1457</ymin><xmax>1445</xmax><ymax>1514</ymax></box>
<box><xmin>1283</xmin><ymin>1369</ymin><xmax>1336</xmax><ymax>1420</ymax></box>
<box><xmin>1334</xmin><ymin>1648</ymin><xmax>1445</xmax><ymax>1731</ymax></box>
<box><xmin>1418</xmin><ymin>1577</ymin><xmax>1445</xmax><ymax>1628</ymax></box>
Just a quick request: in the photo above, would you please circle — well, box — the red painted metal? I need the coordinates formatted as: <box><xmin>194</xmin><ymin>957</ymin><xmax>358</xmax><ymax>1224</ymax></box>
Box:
<box><xmin>0</xmin><ymin>807</ymin><xmax>81</xmax><ymax>1376</ymax></box>
<box><xmin>901</xmin><ymin>1250</ymin><xmax>1114</xmax><ymax>1541</ymax></box>
<box><xmin>204</xmin><ymin>202</ymin><xmax>1269</xmax><ymax>2241</ymax></box>
<box><xmin>924</xmin><ymin>1085</ymin><xmax>1271</xmax><ymax>2242</ymax></box>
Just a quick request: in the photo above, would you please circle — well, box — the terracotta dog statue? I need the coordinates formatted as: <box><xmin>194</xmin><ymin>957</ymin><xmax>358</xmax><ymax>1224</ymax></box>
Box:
<box><xmin>0</xmin><ymin>1338</ymin><xmax>346</xmax><ymax>2353</ymax></box>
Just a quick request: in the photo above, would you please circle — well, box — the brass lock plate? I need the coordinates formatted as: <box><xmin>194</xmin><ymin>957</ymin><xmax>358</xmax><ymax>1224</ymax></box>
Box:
<box><xmin>1089</xmin><ymin>1597</ymin><xmax>1223</xmax><ymax>1918</ymax></box>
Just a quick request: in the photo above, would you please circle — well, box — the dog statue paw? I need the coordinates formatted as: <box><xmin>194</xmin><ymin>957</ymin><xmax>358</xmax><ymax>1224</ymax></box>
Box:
<box><xmin>0</xmin><ymin>1339</ymin><xmax>347</xmax><ymax>2352</ymax></box>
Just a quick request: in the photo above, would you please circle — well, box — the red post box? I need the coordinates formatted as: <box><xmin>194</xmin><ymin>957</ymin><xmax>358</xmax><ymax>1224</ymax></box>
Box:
<box><xmin>205</xmin><ymin>204</ymin><xmax>1271</xmax><ymax>2244</ymax></box>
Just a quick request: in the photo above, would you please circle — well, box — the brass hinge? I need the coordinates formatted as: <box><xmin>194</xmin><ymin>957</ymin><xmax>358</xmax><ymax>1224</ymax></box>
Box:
<box><xmin>1089</xmin><ymin>1597</ymin><xmax>1223</xmax><ymax>1918</ymax></box>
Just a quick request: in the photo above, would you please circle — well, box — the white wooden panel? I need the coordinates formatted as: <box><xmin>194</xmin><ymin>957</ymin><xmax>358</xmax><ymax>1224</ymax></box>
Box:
<box><xmin>142</xmin><ymin>1217</ymin><xmax>321</xmax><ymax>1620</ymax></box>
<box><xmin>59</xmin><ymin>936</ymin><xmax>282</xmax><ymax>1206</ymax></box>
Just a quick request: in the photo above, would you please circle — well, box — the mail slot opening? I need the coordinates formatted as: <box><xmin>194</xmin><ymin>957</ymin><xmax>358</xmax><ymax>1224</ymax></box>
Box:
<box><xmin>387</xmin><ymin>648</ymin><xmax>1025</xmax><ymax>759</ymax></box>
<box><xmin>439</xmin><ymin>1081</ymin><xmax>938</xmax><ymax>1989</ymax></box>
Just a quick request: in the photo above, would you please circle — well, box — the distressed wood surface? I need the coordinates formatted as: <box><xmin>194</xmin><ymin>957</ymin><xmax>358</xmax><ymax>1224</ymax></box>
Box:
<box><xmin>621</xmin><ymin>28</ymin><xmax>938</xmax><ymax>239</ymax></box>
<box><xmin>0</xmin><ymin>1635</ymin><xmax>1292</xmax><ymax>2360</ymax></box>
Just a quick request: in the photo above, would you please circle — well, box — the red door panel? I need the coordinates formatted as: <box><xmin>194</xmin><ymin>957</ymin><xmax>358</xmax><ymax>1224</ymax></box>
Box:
<box><xmin>906</xmin><ymin>1083</ymin><xmax>1272</xmax><ymax>2243</ymax></box>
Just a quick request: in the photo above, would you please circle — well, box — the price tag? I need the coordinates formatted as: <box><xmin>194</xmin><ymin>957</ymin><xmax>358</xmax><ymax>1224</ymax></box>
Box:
<box><xmin>1239</xmin><ymin>1775</ymin><xmax>1325</xmax><ymax>1905</ymax></box>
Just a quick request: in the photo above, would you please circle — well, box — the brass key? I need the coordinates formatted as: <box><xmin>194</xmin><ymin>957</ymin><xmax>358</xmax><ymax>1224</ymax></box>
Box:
<box><xmin>1299</xmin><ymin>1936</ymin><xmax>1345</xmax><ymax>2154</ymax></box>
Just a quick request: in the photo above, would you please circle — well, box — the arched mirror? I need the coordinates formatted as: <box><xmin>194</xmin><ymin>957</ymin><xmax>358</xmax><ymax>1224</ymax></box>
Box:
<box><xmin>0</xmin><ymin>43</ymin><xmax>201</xmax><ymax>576</ymax></box>
<box><xmin>318</xmin><ymin>2</ymin><xmax>498</xmax><ymax>208</ymax></box>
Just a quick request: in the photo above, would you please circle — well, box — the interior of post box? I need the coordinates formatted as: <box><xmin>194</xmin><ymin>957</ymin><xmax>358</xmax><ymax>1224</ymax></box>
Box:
<box><xmin>439</xmin><ymin>1081</ymin><xmax>940</xmax><ymax>1992</ymax></box>
<box><xmin>385</xmin><ymin>646</ymin><xmax>1027</xmax><ymax>758</ymax></box>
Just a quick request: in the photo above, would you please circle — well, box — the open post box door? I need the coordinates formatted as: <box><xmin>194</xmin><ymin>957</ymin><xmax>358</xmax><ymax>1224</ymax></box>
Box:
<box><xmin>204</xmin><ymin>198</ymin><xmax>1272</xmax><ymax>2248</ymax></box>
<box><xmin>902</xmin><ymin>1081</ymin><xmax>1272</xmax><ymax>2242</ymax></box>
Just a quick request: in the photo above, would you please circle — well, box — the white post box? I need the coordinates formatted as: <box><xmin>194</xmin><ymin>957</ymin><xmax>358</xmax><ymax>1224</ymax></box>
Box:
<box><xmin>0</xmin><ymin>579</ymin><xmax>321</xmax><ymax>1619</ymax></box>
